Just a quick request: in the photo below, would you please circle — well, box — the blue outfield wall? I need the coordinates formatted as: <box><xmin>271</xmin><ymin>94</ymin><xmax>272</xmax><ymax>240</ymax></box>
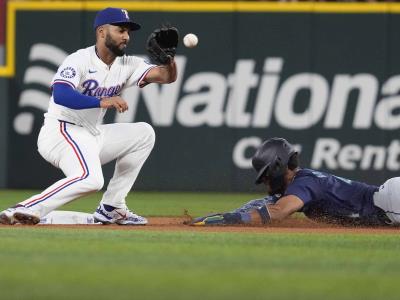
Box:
<box><xmin>3</xmin><ymin>2</ymin><xmax>400</xmax><ymax>191</ymax></box>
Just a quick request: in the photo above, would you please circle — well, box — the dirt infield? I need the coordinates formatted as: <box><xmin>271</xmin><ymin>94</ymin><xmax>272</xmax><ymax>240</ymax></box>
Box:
<box><xmin>2</xmin><ymin>216</ymin><xmax>399</xmax><ymax>234</ymax></box>
<box><xmin>145</xmin><ymin>217</ymin><xmax>400</xmax><ymax>234</ymax></box>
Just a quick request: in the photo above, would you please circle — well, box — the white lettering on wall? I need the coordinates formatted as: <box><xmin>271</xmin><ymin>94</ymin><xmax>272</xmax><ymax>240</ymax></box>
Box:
<box><xmin>120</xmin><ymin>56</ymin><xmax>400</xmax><ymax>131</ymax></box>
<box><xmin>309</xmin><ymin>138</ymin><xmax>400</xmax><ymax>171</ymax></box>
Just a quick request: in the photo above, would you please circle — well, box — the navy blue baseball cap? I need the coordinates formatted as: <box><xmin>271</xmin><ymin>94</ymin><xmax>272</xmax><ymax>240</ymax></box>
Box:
<box><xmin>93</xmin><ymin>7</ymin><xmax>141</xmax><ymax>31</ymax></box>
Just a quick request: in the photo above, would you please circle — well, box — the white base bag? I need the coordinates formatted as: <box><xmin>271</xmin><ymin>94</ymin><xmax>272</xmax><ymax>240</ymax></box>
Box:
<box><xmin>39</xmin><ymin>210</ymin><xmax>100</xmax><ymax>225</ymax></box>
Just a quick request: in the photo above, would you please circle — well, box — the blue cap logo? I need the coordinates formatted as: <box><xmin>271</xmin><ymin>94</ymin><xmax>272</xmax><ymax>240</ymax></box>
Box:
<box><xmin>121</xmin><ymin>9</ymin><xmax>129</xmax><ymax>19</ymax></box>
<box><xmin>93</xmin><ymin>7</ymin><xmax>141</xmax><ymax>31</ymax></box>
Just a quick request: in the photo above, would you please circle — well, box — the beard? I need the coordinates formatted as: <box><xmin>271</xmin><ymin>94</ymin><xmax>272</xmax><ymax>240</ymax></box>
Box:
<box><xmin>264</xmin><ymin>175</ymin><xmax>286</xmax><ymax>196</ymax></box>
<box><xmin>105</xmin><ymin>34</ymin><xmax>126</xmax><ymax>57</ymax></box>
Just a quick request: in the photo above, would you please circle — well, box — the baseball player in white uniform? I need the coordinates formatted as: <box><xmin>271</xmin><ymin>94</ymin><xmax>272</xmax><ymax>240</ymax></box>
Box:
<box><xmin>0</xmin><ymin>7</ymin><xmax>178</xmax><ymax>225</ymax></box>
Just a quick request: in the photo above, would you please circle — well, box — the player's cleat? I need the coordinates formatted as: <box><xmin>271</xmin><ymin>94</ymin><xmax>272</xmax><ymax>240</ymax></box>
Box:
<box><xmin>93</xmin><ymin>203</ymin><xmax>148</xmax><ymax>225</ymax></box>
<box><xmin>190</xmin><ymin>214</ymin><xmax>226</xmax><ymax>226</ymax></box>
<box><xmin>0</xmin><ymin>208</ymin><xmax>17</xmax><ymax>225</ymax></box>
<box><xmin>0</xmin><ymin>206</ymin><xmax>40</xmax><ymax>225</ymax></box>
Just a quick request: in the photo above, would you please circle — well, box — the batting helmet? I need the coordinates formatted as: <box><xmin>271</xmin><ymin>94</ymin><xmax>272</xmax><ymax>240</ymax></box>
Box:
<box><xmin>252</xmin><ymin>138</ymin><xmax>297</xmax><ymax>193</ymax></box>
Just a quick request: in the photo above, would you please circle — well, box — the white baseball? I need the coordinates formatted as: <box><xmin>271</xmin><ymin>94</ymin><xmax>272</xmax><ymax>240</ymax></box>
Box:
<box><xmin>183</xmin><ymin>33</ymin><xmax>198</xmax><ymax>48</ymax></box>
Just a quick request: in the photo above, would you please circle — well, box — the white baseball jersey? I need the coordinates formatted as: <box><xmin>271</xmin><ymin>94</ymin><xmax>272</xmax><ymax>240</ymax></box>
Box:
<box><xmin>47</xmin><ymin>45</ymin><xmax>156</xmax><ymax>128</ymax></box>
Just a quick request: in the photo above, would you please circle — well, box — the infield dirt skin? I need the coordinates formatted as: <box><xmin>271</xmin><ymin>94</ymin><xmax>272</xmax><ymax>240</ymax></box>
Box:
<box><xmin>2</xmin><ymin>217</ymin><xmax>400</xmax><ymax>234</ymax></box>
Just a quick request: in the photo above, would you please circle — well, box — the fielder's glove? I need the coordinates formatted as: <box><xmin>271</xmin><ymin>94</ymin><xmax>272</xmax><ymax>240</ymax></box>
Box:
<box><xmin>146</xmin><ymin>25</ymin><xmax>179</xmax><ymax>65</ymax></box>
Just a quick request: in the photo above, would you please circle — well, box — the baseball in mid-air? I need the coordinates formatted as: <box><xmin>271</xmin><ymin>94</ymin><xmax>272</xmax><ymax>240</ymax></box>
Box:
<box><xmin>183</xmin><ymin>33</ymin><xmax>198</xmax><ymax>48</ymax></box>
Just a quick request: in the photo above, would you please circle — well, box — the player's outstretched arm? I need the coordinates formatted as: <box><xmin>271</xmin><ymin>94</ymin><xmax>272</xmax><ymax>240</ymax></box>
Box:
<box><xmin>253</xmin><ymin>195</ymin><xmax>305</xmax><ymax>224</ymax></box>
<box><xmin>188</xmin><ymin>195</ymin><xmax>304</xmax><ymax>226</ymax></box>
<box><xmin>268</xmin><ymin>195</ymin><xmax>304</xmax><ymax>220</ymax></box>
<box><xmin>144</xmin><ymin>60</ymin><xmax>177</xmax><ymax>84</ymax></box>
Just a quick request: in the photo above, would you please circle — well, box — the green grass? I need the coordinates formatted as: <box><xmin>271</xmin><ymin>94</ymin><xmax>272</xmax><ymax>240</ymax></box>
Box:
<box><xmin>1</xmin><ymin>190</ymin><xmax>400</xmax><ymax>300</ymax></box>
<box><xmin>1</xmin><ymin>229</ymin><xmax>400</xmax><ymax>300</ymax></box>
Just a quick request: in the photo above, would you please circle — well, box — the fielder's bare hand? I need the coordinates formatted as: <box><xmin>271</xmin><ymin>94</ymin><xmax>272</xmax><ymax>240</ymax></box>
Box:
<box><xmin>100</xmin><ymin>96</ymin><xmax>128</xmax><ymax>113</ymax></box>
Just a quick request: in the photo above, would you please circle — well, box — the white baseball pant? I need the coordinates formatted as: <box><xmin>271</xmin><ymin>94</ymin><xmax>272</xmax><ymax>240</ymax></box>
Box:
<box><xmin>18</xmin><ymin>117</ymin><xmax>155</xmax><ymax>217</ymax></box>
<box><xmin>373</xmin><ymin>177</ymin><xmax>400</xmax><ymax>224</ymax></box>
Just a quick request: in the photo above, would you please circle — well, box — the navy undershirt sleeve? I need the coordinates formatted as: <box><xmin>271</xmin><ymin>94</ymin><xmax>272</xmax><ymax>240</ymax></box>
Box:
<box><xmin>53</xmin><ymin>83</ymin><xmax>101</xmax><ymax>109</ymax></box>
